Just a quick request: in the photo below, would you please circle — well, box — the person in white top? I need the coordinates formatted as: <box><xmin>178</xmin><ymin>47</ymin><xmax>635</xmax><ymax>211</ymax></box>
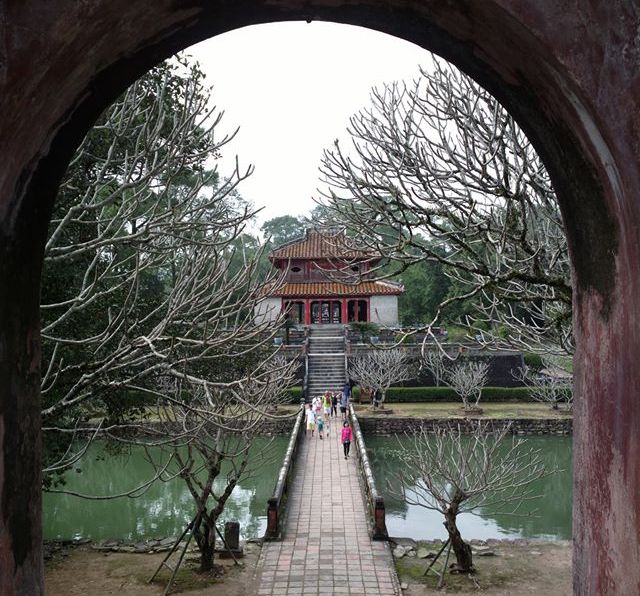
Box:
<box><xmin>305</xmin><ymin>403</ymin><xmax>317</xmax><ymax>437</ymax></box>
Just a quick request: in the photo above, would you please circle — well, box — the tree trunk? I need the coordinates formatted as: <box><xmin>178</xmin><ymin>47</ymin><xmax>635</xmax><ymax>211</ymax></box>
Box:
<box><xmin>379</xmin><ymin>389</ymin><xmax>386</xmax><ymax>409</ymax></box>
<box><xmin>443</xmin><ymin>511</ymin><xmax>473</xmax><ymax>573</ymax></box>
<box><xmin>199</xmin><ymin>541</ymin><xmax>215</xmax><ymax>572</ymax></box>
<box><xmin>194</xmin><ymin>520</ymin><xmax>216</xmax><ymax>572</ymax></box>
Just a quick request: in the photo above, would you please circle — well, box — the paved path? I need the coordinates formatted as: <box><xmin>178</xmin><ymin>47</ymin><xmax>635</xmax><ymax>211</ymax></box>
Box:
<box><xmin>256</xmin><ymin>416</ymin><xmax>400</xmax><ymax>595</ymax></box>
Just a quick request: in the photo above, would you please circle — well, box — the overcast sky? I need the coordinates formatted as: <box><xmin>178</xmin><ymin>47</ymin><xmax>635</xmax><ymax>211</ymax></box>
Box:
<box><xmin>189</xmin><ymin>22</ymin><xmax>430</xmax><ymax>229</ymax></box>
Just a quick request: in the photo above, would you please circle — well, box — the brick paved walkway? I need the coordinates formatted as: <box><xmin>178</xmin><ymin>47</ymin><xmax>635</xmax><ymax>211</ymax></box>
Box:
<box><xmin>256</xmin><ymin>416</ymin><xmax>400</xmax><ymax>595</ymax></box>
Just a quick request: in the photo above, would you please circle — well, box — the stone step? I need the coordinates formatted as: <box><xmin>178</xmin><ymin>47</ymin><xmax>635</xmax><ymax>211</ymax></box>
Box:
<box><xmin>308</xmin><ymin>386</ymin><xmax>344</xmax><ymax>392</ymax></box>
<box><xmin>307</xmin><ymin>389</ymin><xmax>344</xmax><ymax>395</ymax></box>
<box><xmin>309</xmin><ymin>331</ymin><xmax>344</xmax><ymax>336</ymax></box>
<box><xmin>308</xmin><ymin>361</ymin><xmax>344</xmax><ymax>366</ymax></box>
<box><xmin>308</xmin><ymin>371</ymin><xmax>345</xmax><ymax>376</ymax></box>
<box><xmin>308</xmin><ymin>347</ymin><xmax>344</xmax><ymax>352</ymax></box>
<box><xmin>308</xmin><ymin>375</ymin><xmax>344</xmax><ymax>379</ymax></box>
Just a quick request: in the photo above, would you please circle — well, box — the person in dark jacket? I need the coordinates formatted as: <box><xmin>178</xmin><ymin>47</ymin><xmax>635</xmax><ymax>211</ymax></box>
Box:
<box><xmin>340</xmin><ymin>382</ymin><xmax>351</xmax><ymax>419</ymax></box>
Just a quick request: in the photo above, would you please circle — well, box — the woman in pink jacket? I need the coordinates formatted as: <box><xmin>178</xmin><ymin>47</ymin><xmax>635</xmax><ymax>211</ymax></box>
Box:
<box><xmin>341</xmin><ymin>421</ymin><xmax>353</xmax><ymax>459</ymax></box>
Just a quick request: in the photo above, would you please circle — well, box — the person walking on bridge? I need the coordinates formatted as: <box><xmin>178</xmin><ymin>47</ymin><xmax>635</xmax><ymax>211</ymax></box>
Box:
<box><xmin>340</xmin><ymin>382</ymin><xmax>350</xmax><ymax>420</ymax></box>
<box><xmin>331</xmin><ymin>392</ymin><xmax>338</xmax><ymax>418</ymax></box>
<box><xmin>322</xmin><ymin>391</ymin><xmax>332</xmax><ymax>418</ymax></box>
<box><xmin>341</xmin><ymin>420</ymin><xmax>353</xmax><ymax>459</ymax></box>
<box><xmin>305</xmin><ymin>403</ymin><xmax>316</xmax><ymax>437</ymax></box>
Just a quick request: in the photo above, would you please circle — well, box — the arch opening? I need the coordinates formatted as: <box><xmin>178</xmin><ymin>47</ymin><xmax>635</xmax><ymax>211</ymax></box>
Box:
<box><xmin>1</xmin><ymin>3</ymin><xmax>639</xmax><ymax>594</ymax></box>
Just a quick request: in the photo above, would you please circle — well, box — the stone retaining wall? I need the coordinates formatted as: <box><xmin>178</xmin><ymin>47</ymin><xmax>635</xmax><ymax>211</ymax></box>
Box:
<box><xmin>357</xmin><ymin>416</ymin><xmax>572</xmax><ymax>435</ymax></box>
<box><xmin>259</xmin><ymin>418</ymin><xmax>297</xmax><ymax>435</ymax></box>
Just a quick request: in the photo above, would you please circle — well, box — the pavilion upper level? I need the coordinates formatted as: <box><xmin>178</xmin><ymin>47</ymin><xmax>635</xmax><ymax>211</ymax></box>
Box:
<box><xmin>255</xmin><ymin>228</ymin><xmax>403</xmax><ymax>326</ymax></box>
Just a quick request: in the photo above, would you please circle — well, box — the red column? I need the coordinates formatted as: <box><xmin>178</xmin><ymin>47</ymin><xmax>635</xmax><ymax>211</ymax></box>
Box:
<box><xmin>304</xmin><ymin>300</ymin><xmax>311</xmax><ymax>325</ymax></box>
<box><xmin>341</xmin><ymin>298</ymin><xmax>348</xmax><ymax>324</ymax></box>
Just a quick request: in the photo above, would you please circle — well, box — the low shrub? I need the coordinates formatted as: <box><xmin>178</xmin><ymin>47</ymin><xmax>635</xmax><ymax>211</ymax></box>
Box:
<box><xmin>354</xmin><ymin>386</ymin><xmax>544</xmax><ymax>403</ymax></box>
<box><xmin>349</xmin><ymin>321</ymin><xmax>381</xmax><ymax>339</ymax></box>
<box><xmin>288</xmin><ymin>386</ymin><xmax>303</xmax><ymax>402</ymax></box>
<box><xmin>523</xmin><ymin>352</ymin><xmax>544</xmax><ymax>370</ymax></box>
<box><xmin>294</xmin><ymin>385</ymin><xmax>566</xmax><ymax>404</ymax></box>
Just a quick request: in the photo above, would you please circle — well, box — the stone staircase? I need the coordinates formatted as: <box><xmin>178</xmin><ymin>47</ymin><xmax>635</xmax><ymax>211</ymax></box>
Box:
<box><xmin>306</xmin><ymin>325</ymin><xmax>346</xmax><ymax>399</ymax></box>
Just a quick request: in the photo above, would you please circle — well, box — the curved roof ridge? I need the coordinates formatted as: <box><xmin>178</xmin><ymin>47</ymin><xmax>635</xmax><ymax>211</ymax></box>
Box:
<box><xmin>259</xmin><ymin>280</ymin><xmax>403</xmax><ymax>297</ymax></box>
<box><xmin>269</xmin><ymin>226</ymin><xmax>377</xmax><ymax>261</ymax></box>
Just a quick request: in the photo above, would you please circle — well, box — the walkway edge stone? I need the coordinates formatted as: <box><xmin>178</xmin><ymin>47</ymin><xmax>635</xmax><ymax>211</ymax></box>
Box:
<box><xmin>350</xmin><ymin>404</ymin><xmax>389</xmax><ymax>540</ymax></box>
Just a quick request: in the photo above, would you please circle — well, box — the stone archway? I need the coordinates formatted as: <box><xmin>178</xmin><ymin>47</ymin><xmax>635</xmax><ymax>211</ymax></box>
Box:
<box><xmin>1</xmin><ymin>2</ymin><xmax>638</xmax><ymax>594</ymax></box>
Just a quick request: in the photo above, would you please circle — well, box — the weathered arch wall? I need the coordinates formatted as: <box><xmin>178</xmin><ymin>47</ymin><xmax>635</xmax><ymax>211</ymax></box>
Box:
<box><xmin>1</xmin><ymin>2</ymin><xmax>638</xmax><ymax>594</ymax></box>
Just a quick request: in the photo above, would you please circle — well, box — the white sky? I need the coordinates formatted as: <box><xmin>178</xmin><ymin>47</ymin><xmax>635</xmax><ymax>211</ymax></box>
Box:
<box><xmin>188</xmin><ymin>21</ymin><xmax>430</xmax><ymax>228</ymax></box>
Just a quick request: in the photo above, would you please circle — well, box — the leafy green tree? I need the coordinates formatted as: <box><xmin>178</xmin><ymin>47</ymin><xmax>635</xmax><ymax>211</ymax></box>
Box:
<box><xmin>261</xmin><ymin>215</ymin><xmax>306</xmax><ymax>246</ymax></box>
<box><xmin>41</xmin><ymin>55</ymin><xmax>279</xmax><ymax>486</ymax></box>
<box><xmin>398</xmin><ymin>260</ymin><xmax>451</xmax><ymax>325</ymax></box>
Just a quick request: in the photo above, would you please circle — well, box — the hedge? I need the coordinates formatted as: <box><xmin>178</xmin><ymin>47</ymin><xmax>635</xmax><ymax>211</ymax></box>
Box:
<box><xmin>293</xmin><ymin>385</ymin><xmax>568</xmax><ymax>403</ymax></box>
<box><xmin>523</xmin><ymin>352</ymin><xmax>544</xmax><ymax>370</ymax></box>
<box><xmin>358</xmin><ymin>386</ymin><xmax>540</xmax><ymax>403</ymax></box>
<box><xmin>288</xmin><ymin>386</ymin><xmax>304</xmax><ymax>401</ymax></box>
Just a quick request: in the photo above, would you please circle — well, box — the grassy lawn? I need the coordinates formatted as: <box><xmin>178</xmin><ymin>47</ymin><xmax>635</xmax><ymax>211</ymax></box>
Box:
<box><xmin>353</xmin><ymin>402</ymin><xmax>572</xmax><ymax>419</ymax></box>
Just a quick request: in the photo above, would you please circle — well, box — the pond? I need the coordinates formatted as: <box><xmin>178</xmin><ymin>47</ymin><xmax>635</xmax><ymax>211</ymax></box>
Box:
<box><xmin>43</xmin><ymin>437</ymin><xmax>288</xmax><ymax>542</ymax></box>
<box><xmin>366</xmin><ymin>435</ymin><xmax>572</xmax><ymax>541</ymax></box>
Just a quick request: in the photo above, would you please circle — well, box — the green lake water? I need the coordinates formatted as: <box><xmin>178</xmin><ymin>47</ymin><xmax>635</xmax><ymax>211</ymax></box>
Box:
<box><xmin>44</xmin><ymin>434</ymin><xmax>572</xmax><ymax>543</ymax></box>
<box><xmin>43</xmin><ymin>437</ymin><xmax>288</xmax><ymax>541</ymax></box>
<box><xmin>366</xmin><ymin>435</ymin><xmax>572</xmax><ymax>541</ymax></box>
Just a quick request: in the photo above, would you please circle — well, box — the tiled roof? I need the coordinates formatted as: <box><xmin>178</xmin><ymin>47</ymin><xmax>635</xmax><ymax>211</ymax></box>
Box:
<box><xmin>270</xmin><ymin>228</ymin><xmax>377</xmax><ymax>260</ymax></box>
<box><xmin>261</xmin><ymin>281</ymin><xmax>404</xmax><ymax>298</ymax></box>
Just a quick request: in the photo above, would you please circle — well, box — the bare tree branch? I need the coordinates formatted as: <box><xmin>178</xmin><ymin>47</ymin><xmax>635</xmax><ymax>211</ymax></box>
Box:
<box><xmin>387</xmin><ymin>422</ymin><xmax>556</xmax><ymax>573</ymax></box>
<box><xmin>316</xmin><ymin>57</ymin><xmax>572</xmax><ymax>355</ymax></box>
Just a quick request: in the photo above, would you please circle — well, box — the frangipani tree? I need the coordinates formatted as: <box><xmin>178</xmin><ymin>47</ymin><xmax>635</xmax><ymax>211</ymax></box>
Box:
<box><xmin>40</xmin><ymin>55</ymin><xmax>286</xmax><ymax>484</ymax></box>
<box><xmin>316</xmin><ymin>57</ymin><xmax>572</xmax><ymax>356</ymax></box>
<box><xmin>513</xmin><ymin>355</ymin><xmax>573</xmax><ymax>411</ymax></box>
<box><xmin>447</xmin><ymin>361</ymin><xmax>489</xmax><ymax>412</ymax></box>
<box><xmin>388</xmin><ymin>423</ymin><xmax>553</xmax><ymax>574</ymax></box>
<box><xmin>348</xmin><ymin>348</ymin><xmax>412</xmax><ymax>408</ymax></box>
<box><xmin>139</xmin><ymin>355</ymin><xmax>300</xmax><ymax>573</ymax></box>
<box><xmin>420</xmin><ymin>349</ymin><xmax>447</xmax><ymax>387</ymax></box>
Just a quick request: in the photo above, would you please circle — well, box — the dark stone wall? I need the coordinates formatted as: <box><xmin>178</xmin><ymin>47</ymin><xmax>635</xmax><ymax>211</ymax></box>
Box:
<box><xmin>408</xmin><ymin>353</ymin><xmax>525</xmax><ymax>388</ymax></box>
<box><xmin>349</xmin><ymin>345</ymin><xmax>526</xmax><ymax>387</ymax></box>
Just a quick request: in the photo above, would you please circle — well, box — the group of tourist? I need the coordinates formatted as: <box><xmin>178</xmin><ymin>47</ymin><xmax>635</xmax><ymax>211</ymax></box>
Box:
<box><xmin>305</xmin><ymin>381</ymin><xmax>353</xmax><ymax>458</ymax></box>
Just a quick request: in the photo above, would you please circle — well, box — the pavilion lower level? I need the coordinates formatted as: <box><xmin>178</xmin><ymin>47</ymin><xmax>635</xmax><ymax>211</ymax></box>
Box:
<box><xmin>283</xmin><ymin>298</ymin><xmax>369</xmax><ymax>325</ymax></box>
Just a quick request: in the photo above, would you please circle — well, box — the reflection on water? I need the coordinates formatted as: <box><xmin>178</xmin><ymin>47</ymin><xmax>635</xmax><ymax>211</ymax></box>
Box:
<box><xmin>366</xmin><ymin>435</ymin><xmax>572</xmax><ymax>541</ymax></box>
<box><xmin>43</xmin><ymin>437</ymin><xmax>288</xmax><ymax>541</ymax></box>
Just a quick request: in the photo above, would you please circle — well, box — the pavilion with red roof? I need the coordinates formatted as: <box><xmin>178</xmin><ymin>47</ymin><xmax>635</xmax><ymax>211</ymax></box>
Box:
<box><xmin>254</xmin><ymin>228</ymin><xmax>404</xmax><ymax>326</ymax></box>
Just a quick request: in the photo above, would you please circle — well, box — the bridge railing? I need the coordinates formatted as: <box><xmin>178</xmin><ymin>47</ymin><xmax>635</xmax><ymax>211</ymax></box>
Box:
<box><xmin>264</xmin><ymin>405</ymin><xmax>305</xmax><ymax>540</ymax></box>
<box><xmin>302</xmin><ymin>337</ymin><xmax>309</xmax><ymax>402</ymax></box>
<box><xmin>349</xmin><ymin>404</ymin><xmax>388</xmax><ymax>540</ymax></box>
